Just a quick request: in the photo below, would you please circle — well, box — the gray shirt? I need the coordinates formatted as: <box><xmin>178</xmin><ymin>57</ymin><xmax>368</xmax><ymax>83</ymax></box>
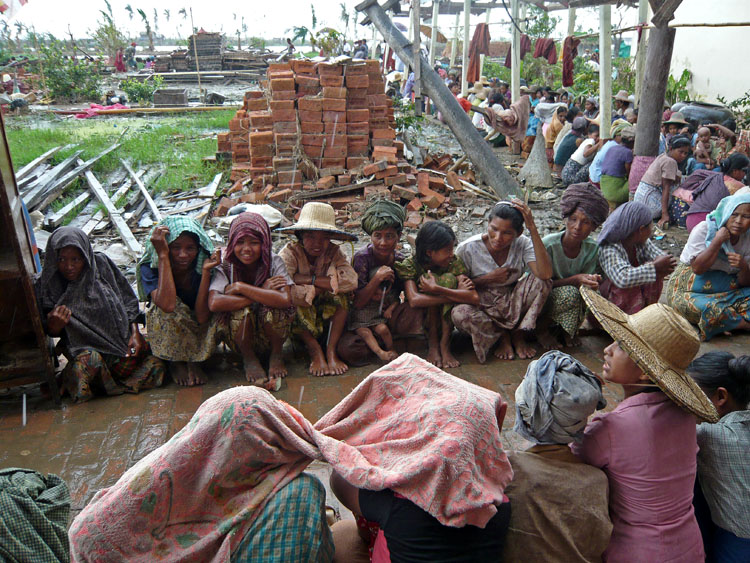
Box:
<box><xmin>680</xmin><ymin>220</ymin><xmax>750</xmax><ymax>274</ymax></box>
<box><xmin>456</xmin><ymin>233</ymin><xmax>536</xmax><ymax>286</ymax></box>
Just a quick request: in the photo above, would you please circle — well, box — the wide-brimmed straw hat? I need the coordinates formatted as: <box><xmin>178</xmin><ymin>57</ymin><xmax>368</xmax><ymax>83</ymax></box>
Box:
<box><xmin>580</xmin><ymin>287</ymin><xmax>719</xmax><ymax>422</ymax></box>
<box><xmin>613</xmin><ymin>89</ymin><xmax>630</xmax><ymax>102</ymax></box>
<box><xmin>470</xmin><ymin>82</ymin><xmax>488</xmax><ymax>97</ymax></box>
<box><xmin>276</xmin><ymin>202</ymin><xmax>357</xmax><ymax>241</ymax></box>
<box><xmin>476</xmin><ymin>75</ymin><xmax>491</xmax><ymax>86</ymax></box>
<box><xmin>663</xmin><ymin>111</ymin><xmax>689</xmax><ymax>126</ymax></box>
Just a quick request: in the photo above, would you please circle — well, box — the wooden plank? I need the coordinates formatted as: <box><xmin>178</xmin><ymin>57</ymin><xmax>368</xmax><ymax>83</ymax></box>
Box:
<box><xmin>45</xmin><ymin>190</ymin><xmax>91</xmax><ymax>228</ymax></box>
<box><xmin>22</xmin><ymin>150</ymin><xmax>83</xmax><ymax>208</ymax></box>
<box><xmin>83</xmin><ymin>170</ymin><xmax>144</xmax><ymax>234</ymax></box>
<box><xmin>80</xmin><ymin>161</ymin><xmax>142</xmax><ymax>254</ymax></box>
<box><xmin>121</xmin><ymin>159</ymin><xmax>162</xmax><ymax>221</ymax></box>
<box><xmin>15</xmin><ymin>145</ymin><xmax>64</xmax><ymax>182</ymax></box>
<box><xmin>194</xmin><ymin>172</ymin><xmax>223</xmax><ymax>226</ymax></box>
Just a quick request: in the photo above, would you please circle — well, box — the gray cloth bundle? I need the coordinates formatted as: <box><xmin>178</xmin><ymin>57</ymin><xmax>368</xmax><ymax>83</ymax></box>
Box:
<box><xmin>514</xmin><ymin>350</ymin><xmax>607</xmax><ymax>445</ymax></box>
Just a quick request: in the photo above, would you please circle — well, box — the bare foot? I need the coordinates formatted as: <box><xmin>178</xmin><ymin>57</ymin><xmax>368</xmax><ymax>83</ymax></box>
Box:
<box><xmin>309</xmin><ymin>349</ymin><xmax>329</xmax><ymax>377</ymax></box>
<box><xmin>562</xmin><ymin>333</ymin><xmax>582</xmax><ymax>348</ymax></box>
<box><xmin>512</xmin><ymin>331</ymin><xmax>537</xmax><ymax>360</ymax></box>
<box><xmin>263</xmin><ymin>374</ymin><xmax>283</xmax><ymax>392</ymax></box>
<box><xmin>376</xmin><ymin>349</ymin><xmax>399</xmax><ymax>362</ymax></box>
<box><xmin>170</xmin><ymin>362</ymin><xmax>191</xmax><ymax>386</ymax></box>
<box><xmin>326</xmin><ymin>351</ymin><xmax>349</xmax><ymax>375</ymax></box>
<box><xmin>493</xmin><ymin>331</ymin><xmax>515</xmax><ymax>360</ymax></box>
<box><xmin>426</xmin><ymin>345</ymin><xmax>442</xmax><ymax>367</ymax></box>
<box><xmin>186</xmin><ymin>362</ymin><xmax>207</xmax><ymax>386</ymax></box>
<box><xmin>268</xmin><ymin>350</ymin><xmax>288</xmax><ymax>380</ymax></box>
<box><xmin>536</xmin><ymin>329</ymin><xmax>559</xmax><ymax>351</ymax></box>
<box><xmin>243</xmin><ymin>355</ymin><xmax>266</xmax><ymax>384</ymax></box>
<box><xmin>440</xmin><ymin>345</ymin><xmax>460</xmax><ymax>368</ymax></box>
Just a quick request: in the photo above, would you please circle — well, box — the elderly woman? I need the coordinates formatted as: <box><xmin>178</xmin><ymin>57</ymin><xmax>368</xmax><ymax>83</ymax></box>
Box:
<box><xmin>36</xmin><ymin>227</ymin><xmax>165</xmax><ymax>402</ymax></box>
<box><xmin>503</xmin><ymin>351</ymin><xmax>611</xmax><ymax>562</ymax></box>
<box><xmin>573</xmin><ymin>288</ymin><xmax>718</xmax><ymax>563</ymax></box>
<box><xmin>537</xmin><ymin>183</ymin><xmax>609</xmax><ymax>348</ymax></box>
<box><xmin>278</xmin><ymin>202</ymin><xmax>358</xmax><ymax>376</ymax></box>
<box><xmin>598</xmin><ymin>201</ymin><xmax>676</xmax><ymax>315</ymax></box>
<box><xmin>137</xmin><ymin>217</ymin><xmax>220</xmax><ymax>387</ymax></box>
<box><xmin>634</xmin><ymin>135</ymin><xmax>691</xmax><ymax>228</ymax></box>
<box><xmin>687</xmin><ymin>352</ymin><xmax>750</xmax><ymax>562</ymax></box>
<box><xmin>451</xmin><ymin>200</ymin><xmax>553</xmax><ymax>362</ymax></box>
<box><xmin>666</xmin><ymin>193</ymin><xmax>750</xmax><ymax>340</ymax></box>
<box><xmin>336</xmin><ymin>200</ymin><xmax>423</xmax><ymax>365</ymax></box>
<box><xmin>208</xmin><ymin>213</ymin><xmax>294</xmax><ymax>390</ymax></box>
<box><xmin>583</xmin><ymin>96</ymin><xmax>599</xmax><ymax>120</ymax></box>
<box><xmin>685</xmin><ymin>153</ymin><xmax>750</xmax><ymax>232</ymax></box>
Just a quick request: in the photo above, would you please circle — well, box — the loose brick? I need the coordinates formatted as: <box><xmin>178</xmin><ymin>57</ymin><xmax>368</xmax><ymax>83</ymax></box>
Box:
<box><xmin>375</xmin><ymin>165</ymin><xmax>398</xmax><ymax>179</ymax></box>
<box><xmin>295</xmin><ymin>75</ymin><xmax>320</xmax><ymax>88</ymax></box>
<box><xmin>345</xmin><ymin>74</ymin><xmax>369</xmax><ymax>88</ymax></box>
<box><xmin>363</xmin><ymin>160</ymin><xmax>389</xmax><ymax>175</ymax></box>
<box><xmin>248</xmin><ymin>111</ymin><xmax>273</xmax><ymax>128</ymax></box>
<box><xmin>422</xmin><ymin>193</ymin><xmax>443</xmax><ymax>209</ymax></box>
<box><xmin>317</xmin><ymin>175</ymin><xmax>336</xmax><ymax>189</ymax></box>
<box><xmin>322</xmin><ymin>87</ymin><xmax>347</xmax><ymax>99</ymax></box>
<box><xmin>321</xmin><ymin>98</ymin><xmax>347</xmax><ymax>112</ymax></box>
<box><xmin>324</xmin><ymin>133</ymin><xmax>348</xmax><ymax>147</ymax></box>
<box><xmin>321</xmin><ymin>157</ymin><xmax>347</xmax><ymax>168</ymax></box>
<box><xmin>445</xmin><ymin>171</ymin><xmax>462</xmax><ymax>191</ymax></box>
<box><xmin>319</xmin><ymin>75</ymin><xmax>344</xmax><ymax>87</ymax></box>
<box><xmin>371</xmin><ymin>128</ymin><xmax>395</xmax><ymax>140</ymax></box>
<box><xmin>296</xmin><ymin>86</ymin><xmax>320</xmax><ymax>97</ymax></box>
<box><xmin>270</xmin><ymin>78</ymin><xmax>295</xmax><ymax>91</ymax></box>
<box><xmin>245</xmin><ymin>91</ymin><xmax>264</xmax><ymax>99</ymax></box>
<box><xmin>249</xmin><ymin>131</ymin><xmax>274</xmax><ymax>147</ymax></box>
<box><xmin>273</xmin><ymin>121</ymin><xmax>298</xmax><ymax>134</ymax></box>
<box><xmin>302</xmin><ymin>144</ymin><xmax>323</xmax><ymax>158</ymax></box>
<box><xmin>298</xmin><ymin>110</ymin><xmax>322</xmax><ymax>122</ymax></box>
<box><xmin>300</xmin><ymin>121</ymin><xmax>325</xmax><ymax>133</ymax></box>
<box><xmin>324</xmin><ymin>121</ymin><xmax>346</xmax><ymax>134</ymax></box>
<box><xmin>391</xmin><ymin>185</ymin><xmax>418</xmax><ymax>200</ymax></box>
<box><xmin>268</xmin><ymin>189</ymin><xmax>292</xmax><ymax>202</ymax></box>
<box><xmin>273</xmin><ymin>157</ymin><xmax>295</xmax><ymax>171</ymax></box>
<box><xmin>367</xmin><ymin>82</ymin><xmax>384</xmax><ymax>94</ymax></box>
<box><xmin>317</xmin><ymin>63</ymin><xmax>343</xmax><ymax>76</ymax></box>
<box><xmin>322</xmin><ymin>111</ymin><xmax>346</xmax><ymax>123</ymax></box>
<box><xmin>347</xmin><ymin>98</ymin><xmax>368</xmax><ymax>110</ymax></box>
<box><xmin>269</xmin><ymin>100</ymin><xmax>294</xmax><ymax>111</ymax></box>
<box><xmin>347</xmin><ymin>134</ymin><xmax>369</xmax><ymax>148</ymax></box>
<box><xmin>417</xmin><ymin>173</ymin><xmax>430</xmax><ymax>195</ymax></box>
<box><xmin>301</xmin><ymin>134</ymin><xmax>325</xmax><ymax>146</ymax></box>
<box><xmin>347</xmin><ymin>122</ymin><xmax>369</xmax><ymax>135</ymax></box>
<box><xmin>246</xmin><ymin>98</ymin><xmax>268</xmax><ymax>111</ymax></box>
<box><xmin>385</xmin><ymin>174</ymin><xmax>408</xmax><ymax>186</ymax></box>
<box><xmin>367</xmin><ymin>94</ymin><xmax>388</xmax><ymax>107</ymax></box>
<box><xmin>338</xmin><ymin>174</ymin><xmax>352</xmax><ymax>185</ymax></box>
<box><xmin>271</xmin><ymin>108</ymin><xmax>297</xmax><ymax>122</ymax></box>
<box><xmin>268</xmin><ymin>62</ymin><xmax>292</xmax><ymax>72</ymax></box>
<box><xmin>277</xmin><ymin>181</ymin><xmax>303</xmax><ymax>191</ymax></box>
<box><xmin>298</xmin><ymin>97</ymin><xmax>323</xmax><ymax>112</ymax></box>
<box><xmin>323</xmin><ymin>145</ymin><xmax>347</xmax><ymax>158</ymax></box>
<box><xmin>277</xmin><ymin>170</ymin><xmax>303</xmax><ymax>184</ymax></box>
<box><xmin>372</xmin><ymin>138</ymin><xmax>395</xmax><ymax>147</ymax></box>
<box><xmin>347</xmin><ymin>157</ymin><xmax>369</xmax><ymax>169</ymax></box>
<box><xmin>429</xmin><ymin>176</ymin><xmax>446</xmax><ymax>190</ymax></box>
<box><xmin>345</xmin><ymin>64</ymin><xmax>368</xmax><ymax>74</ymax></box>
<box><xmin>271</xmin><ymin>90</ymin><xmax>297</xmax><ymax>101</ymax></box>
<box><xmin>406</xmin><ymin>199</ymin><xmax>423</xmax><ymax>213</ymax></box>
<box><xmin>290</xmin><ymin>59</ymin><xmax>316</xmax><ymax>74</ymax></box>
<box><xmin>347</xmin><ymin>109</ymin><xmax>369</xmax><ymax>122</ymax></box>
<box><xmin>275</xmin><ymin>133</ymin><xmax>297</xmax><ymax>148</ymax></box>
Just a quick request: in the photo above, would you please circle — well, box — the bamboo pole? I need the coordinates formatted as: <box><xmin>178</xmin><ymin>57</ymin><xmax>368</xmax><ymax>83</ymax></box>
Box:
<box><xmin>634</xmin><ymin>1</ymin><xmax>650</xmax><ymax>105</ymax></box>
<box><xmin>510</xmin><ymin>0</ymin><xmax>520</xmax><ymax>102</ymax></box>
<box><xmin>51</xmin><ymin>105</ymin><xmax>240</xmax><ymax>116</ymax></box>
<box><xmin>450</xmin><ymin>10</ymin><xmax>460</xmax><ymax>68</ymax></box>
<box><xmin>599</xmin><ymin>5</ymin><xmax>612</xmax><ymax>131</ymax></box>
<box><xmin>189</xmin><ymin>8</ymin><xmax>203</xmax><ymax>103</ymax></box>
<box><xmin>461</xmin><ymin>0</ymin><xmax>470</xmax><ymax>96</ymax></box>
<box><xmin>479</xmin><ymin>7</ymin><xmax>491</xmax><ymax>75</ymax></box>
<box><xmin>413</xmin><ymin>0</ymin><xmax>423</xmax><ymax>116</ymax></box>
<box><xmin>429</xmin><ymin>1</ymin><xmax>440</xmax><ymax>67</ymax></box>
<box><xmin>567</xmin><ymin>7</ymin><xmax>576</xmax><ymax>36</ymax></box>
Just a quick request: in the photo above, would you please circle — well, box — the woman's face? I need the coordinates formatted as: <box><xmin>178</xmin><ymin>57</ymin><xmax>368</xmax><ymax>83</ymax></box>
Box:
<box><xmin>169</xmin><ymin>233</ymin><xmax>199</xmax><ymax>272</ymax></box>
<box><xmin>670</xmin><ymin>146</ymin><xmax>690</xmax><ymax>163</ymax></box>
<box><xmin>300</xmin><ymin>231</ymin><xmax>331</xmax><ymax>258</ymax></box>
<box><xmin>565</xmin><ymin>208</ymin><xmax>595</xmax><ymax>243</ymax></box>
<box><xmin>725</xmin><ymin>203</ymin><xmax>750</xmax><ymax>237</ymax></box>
<box><xmin>635</xmin><ymin>223</ymin><xmax>653</xmax><ymax>245</ymax></box>
<box><xmin>426</xmin><ymin>241</ymin><xmax>455</xmax><ymax>269</ymax></box>
<box><xmin>233</xmin><ymin>235</ymin><xmax>263</xmax><ymax>266</ymax></box>
<box><xmin>585</xmin><ymin>101</ymin><xmax>594</xmax><ymax>112</ymax></box>
<box><xmin>487</xmin><ymin>216</ymin><xmax>519</xmax><ymax>253</ymax></box>
<box><xmin>57</xmin><ymin>246</ymin><xmax>86</xmax><ymax>282</ymax></box>
<box><xmin>602</xmin><ymin>341</ymin><xmax>647</xmax><ymax>385</ymax></box>
<box><xmin>729</xmin><ymin>168</ymin><xmax>746</xmax><ymax>181</ymax></box>
<box><xmin>371</xmin><ymin>228</ymin><xmax>399</xmax><ymax>260</ymax></box>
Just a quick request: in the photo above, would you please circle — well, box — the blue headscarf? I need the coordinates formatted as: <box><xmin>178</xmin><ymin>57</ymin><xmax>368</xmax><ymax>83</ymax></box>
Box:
<box><xmin>705</xmin><ymin>193</ymin><xmax>750</xmax><ymax>255</ymax></box>
<box><xmin>597</xmin><ymin>201</ymin><xmax>652</xmax><ymax>246</ymax></box>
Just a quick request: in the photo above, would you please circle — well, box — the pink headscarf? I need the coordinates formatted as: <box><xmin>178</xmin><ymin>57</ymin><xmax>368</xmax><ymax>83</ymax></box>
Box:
<box><xmin>221</xmin><ymin>212</ymin><xmax>272</xmax><ymax>286</ymax></box>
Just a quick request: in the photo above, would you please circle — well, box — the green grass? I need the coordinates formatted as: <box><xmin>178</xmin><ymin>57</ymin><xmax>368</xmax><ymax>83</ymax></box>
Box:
<box><xmin>6</xmin><ymin>110</ymin><xmax>236</xmax><ymax>197</ymax></box>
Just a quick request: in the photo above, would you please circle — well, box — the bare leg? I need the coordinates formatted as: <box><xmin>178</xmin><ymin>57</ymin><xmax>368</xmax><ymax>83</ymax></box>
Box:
<box><xmin>562</xmin><ymin>332</ymin><xmax>582</xmax><ymax>348</ymax></box>
<box><xmin>512</xmin><ymin>329</ymin><xmax>537</xmax><ymax>360</ymax></box>
<box><xmin>372</xmin><ymin>323</ymin><xmax>394</xmax><ymax>351</ymax></box>
<box><xmin>440</xmin><ymin>317</ymin><xmax>460</xmax><ymax>368</ymax></box>
<box><xmin>300</xmin><ymin>329</ymin><xmax>329</xmax><ymax>377</ymax></box>
<box><xmin>170</xmin><ymin>361</ymin><xmax>191</xmax><ymax>386</ymax></box>
<box><xmin>186</xmin><ymin>362</ymin><xmax>207</xmax><ymax>386</ymax></box>
<box><xmin>493</xmin><ymin>330</ymin><xmax>515</xmax><ymax>360</ymax></box>
<box><xmin>326</xmin><ymin>306</ymin><xmax>349</xmax><ymax>375</ymax></box>
<box><xmin>426</xmin><ymin>306</ymin><xmax>443</xmax><ymax>367</ymax></box>
<box><xmin>263</xmin><ymin>321</ymin><xmax>288</xmax><ymax>391</ymax></box>
<box><xmin>358</xmin><ymin>326</ymin><xmax>398</xmax><ymax>362</ymax></box>
<box><xmin>235</xmin><ymin>313</ymin><xmax>265</xmax><ymax>383</ymax></box>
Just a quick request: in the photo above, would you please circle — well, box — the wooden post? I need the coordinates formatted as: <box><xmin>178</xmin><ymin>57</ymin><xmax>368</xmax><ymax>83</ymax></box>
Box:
<box><xmin>450</xmin><ymin>10</ymin><xmax>460</xmax><ymax>69</ymax></box>
<box><xmin>461</xmin><ymin>0</ymin><xmax>470</xmax><ymax>96</ymax></box>
<box><xmin>634</xmin><ymin>0</ymin><xmax>650</xmax><ymax>106</ymax></box>
<box><xmin>413</xmin><ymin>0</ymin><xmax>422</xmax><ymax>115</ymax></box>
<box><xmin>511</xmin><ymin>0</ymin><xmax>520</xmax><ymax>101</ymax></box>
<box><xmin>479</xmin><ymin>7</ymin><xmax>491</xmax><ymax>76</ymax></box>
<box><xmin>598</xmin><ymin>5</ymin><xmax>612</xmax><ymax>132</ymax></box>
<box><xmin>189</xmin><ymin>8</ymin><xmax>203</xmax><ymax>103</ymax></box>
<box><xmin>429</xmin><ymin>0</ymin><xmax>440</xmax><ymax>66</ymax></box>
<box><xmin>567</xmin><ymin>7</ymin><xmax>576</xmax><ymax>37</ymax></box>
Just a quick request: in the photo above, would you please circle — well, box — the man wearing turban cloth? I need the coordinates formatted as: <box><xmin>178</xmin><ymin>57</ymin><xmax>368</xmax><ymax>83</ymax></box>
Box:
<box><xmin>538</xmin><ymin>182</ymin><xmax>609</xmax><ymax>347</ymax></box>
<box><xmin>336</xmin><ymin>200</ymin><xmax>424</xmax><ymax>365</ymax></box>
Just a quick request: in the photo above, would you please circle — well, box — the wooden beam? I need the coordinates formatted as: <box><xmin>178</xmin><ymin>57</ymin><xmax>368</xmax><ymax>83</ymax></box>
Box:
<box><xmin>599</xmin><ymin>5</ymin><xmax>612</xmax><ymax>132</ymax></box>
<box><xmin>45</xmin><ymin>191</ymin><xmax>91</xmax><ymax>228</ymax></box>
<box><xmin>195</xmin><ymin>172</ymin><xmax>223</xmax><ymax>226</ymax></box>
<box><xmin>80</xmin><ymin>160</ymin><xmax>143</xmax><ymax>254</ymax></box>
<box><xmin>461</xmin><ymin>0</ymin><xmax>470</xmax><ymax>97</ymax></box>
<box><xmin>413</xmin><ymin>0</ymin><xmax>422</xmax><ymax>115</ymax></box>
<box><xmin>634</xmin><ymin>0</ymin><xmax>650</xmax><ymax>105</ymax></box>
<box><xmin>569</xmin><ymin>0</ymin><xmax>637</xmax><ymax>7</ymax></box>
<box><xmin>429</xmin><ymin>0</ymin><xmax>440</xmax><ymax>66</ymax></box>
<box><xmin>567</xmin><ymin>6</ymin><xmax>576</xmax><ymax>36</ymax></box>
<box><xmin>15</xmin><ymin>145</ymin><xmax>64</xmax><ymax>182</ymax></box>
<box><xmin>450</xmin><ymin>10</ymin><xmax>460</xmax><ymax>68</ymax></box>
<box><xmin>651</xmin><ymin>0</ymin><xmax>683</xmax><ymax>27</ymax></box>
<box><xmin>121</xmin><ymin>159</ymin><xmax>162</xmax><ymax>221</ymax></box>
<box><xmin>511</xmin><ymin>0</ymin><xmax>521</xmax><ymax>102</ymax></box>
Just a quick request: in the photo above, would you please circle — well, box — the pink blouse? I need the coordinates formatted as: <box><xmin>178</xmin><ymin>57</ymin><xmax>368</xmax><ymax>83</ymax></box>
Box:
<box><xmin>571</xmin><ymin>391</ymin><xmax>704</xmax><ymax>563</ymax></box>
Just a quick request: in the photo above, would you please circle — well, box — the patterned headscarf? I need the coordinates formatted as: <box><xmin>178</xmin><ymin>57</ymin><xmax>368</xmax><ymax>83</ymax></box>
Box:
<box><xmin>560</xmin><ymin>182</ymin><xmax>609</xmax><ymax>227</ymax></box>
<box><xmin>136</xmin><ymin>216</ymin><xmax>214</xmax><ymax>300</ymax></box>
<box><xmin>597</xmin><ymin>201</ymin><xmax>652</xmax><ymax>246</ymax></box>
<box><xmin>361</xmin><ymin>200</ymin><xmax>406</xmax><ymax>235</ymax></box>
<box><xmin>36</xmin><ymin>227</ymin><xmax>139</xmax><ymax>357</ymax></box>
<box><xmin>705</xmin><ymin>192</ymin><xmax>750</xmax><ymax>255</ymax></box>
<box><xmin>221</xmin><ymin>212</ymin><xmax>273</xmax><ymax>286</ymax></box>
<box><xmin>514</xmin><ymin>351</ymin><xmax>606</xmax><ymax>445</ymax></box>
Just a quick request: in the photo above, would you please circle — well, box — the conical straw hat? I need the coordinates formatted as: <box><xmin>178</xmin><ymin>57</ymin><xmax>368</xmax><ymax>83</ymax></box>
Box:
<box><xmin>580</xmin><ymin>287</ymin><xmax>718</xmax><ymax>423</ymax></box>
<box><xmin>277</xmin><ymin>202</ymin><xmax>357</xmax><ymax>241</ymax></box>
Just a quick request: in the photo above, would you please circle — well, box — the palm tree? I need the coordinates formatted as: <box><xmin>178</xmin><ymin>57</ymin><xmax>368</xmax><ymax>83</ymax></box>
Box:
<box><xmin>136</xmin><ymin>8</ymin><xmax>154</xmax><ymax>51</ymax></box>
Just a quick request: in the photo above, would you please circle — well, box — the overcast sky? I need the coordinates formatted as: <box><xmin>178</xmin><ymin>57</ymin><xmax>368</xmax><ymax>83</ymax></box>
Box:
<box><xmin>7</xmin><ymin>0</ymin><xmax>638</xmax><ymax>45</ymax></box>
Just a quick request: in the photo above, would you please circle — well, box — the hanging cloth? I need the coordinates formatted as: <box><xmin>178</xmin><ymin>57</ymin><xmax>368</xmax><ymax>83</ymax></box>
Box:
<box><xmin>504</xmin><ymin>34</ymin><xmax>532</xmax><ymax>69</ymax></box>
<box><xmin>466</xmin><ymin>23</ymin><xmax>491</xmax><ymax>83</ymax></box>
<box><xmin>562</xmin><ymin>36</ymin><xmax>581</xmax><ymax>87</ymax></box>
<box><xmin>533</xmin><ymin>38</ymin><xmax>557</xmax><ymax>64</ymax></box>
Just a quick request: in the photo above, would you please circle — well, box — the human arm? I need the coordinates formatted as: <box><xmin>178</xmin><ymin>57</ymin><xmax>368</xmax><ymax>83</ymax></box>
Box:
<box><xmin>223</xmin><ymin>280</ymin><xmax>292</xmax><ymax>309</ymax></box>
<box><xmin>207</xmin><ymin>267</ymin><xmax>252</xmax><ymax>312</ymax></box>
<box><xmin>624</xmin><ymin>161</ymin><xmax>632</xmax><ymax>176</ymax></box>
<box><xmin>403</xmin><ymin>279</ymin><xmax>452</xmax><ymax>308</ymax></box>
<box><xmin>354</xmin><ymin>265</ymin><xmax>395</xmax><ymax>309</ymax></box>
<box><xmin>552</xmin><ymin>273</ymin><xmax>602</xmax><ymax>289</ymax></box>
<box><xmin>194</xmin><ymin>249</ymin><xmax>221</xmax><ymax>324</ymax></box>
<box><xmin>418</xmin><ymin>271</ymin><xmax>480</xmax><ymax>305</ymax></box>
<box><xmin>569</xmin><ymin>414</ymin><xmax>610</xmax><ymax>469</ymax></box>
<box><xmin>148</xmin><ymin>225</ymin><xmax>177</xmax><ymax>313</ymax></box>
<box><xmin>691</xmin><ymin>226</ymin><xmax>730</xmax><ymax>274</ymax></box>
<box><xmin>709</xmin><ymin>123</ymin><xmax>736</xmax><ymax>143</ymax></box>
<box><xmin>127</xmin><ymin>323</ymin><xmax>146</xmax><ymax>357</ymax></box>
<box><xmin>330</xmin><ymin>472</ymin><xmax>362</xmax><ymax>516</ymax></box>
<box><xmin>658</xmin><ymin>178</ymin><xmax>674</xmax><ymax>229</ymax></box>
<box><xmin>730</xmin><ymin>252</ymin><xmax>750</xmax><ymax>286</ymax></box>
<box><xmin>583</xmin><ymin>138</ymin><xmax>603</xmax><ymax>159</ymax></box>
<box><xmin>511</xmin><ymin>198</ymin><xmax>553</xmax><ymax>280</ymax></box>
<box><xmin>599</xmin><ymin>244</ymin><xmax>659</xmax><ymax>289</ymax></box>
<box><xmin>46</xmin><ymin>305</ymin><xmax>72</xmax><ymax>336</ymax></box>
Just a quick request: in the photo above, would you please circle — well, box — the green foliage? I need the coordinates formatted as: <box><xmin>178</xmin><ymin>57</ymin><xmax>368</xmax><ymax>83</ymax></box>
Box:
<box><xmin>119</xmin><ymin>75</ymin><xmax>165</xmax><ymax>105</ymax></box>
<box><xmin>666</xmin><ymin>69</ymin><xmax>691</xmax><ymax>106</ymax></box>
<box><xmin>393</xmin><ymin>98</ymin><xmax>424</xmax><ymax>134</ymax></box>
<box><xmin>313</xmin><ymin>28</ymin><xmax>342</xmax><ymax>57</ymax></box>
<box><xmin>91</xmin><ymin>0</ymin><xmax>127</xmax><ymax>60</ymax></box>
<box><xmin>248</xmin><ymin>36</ymin><xmax>266</xmax><ymax>50</ymax></box>
<box><xmin>482</xmin><ymin>60</ymin><xmax>510</xmax><ymax>83</ymax></box>
<box><xmin>38</xmin><ymin>38</ymin><xmax>102</xmax><ymax>102</ymax></box>
<box><xmin>717</xmin><ymin>91</ymin><xmax>750</xmax><ymax>129</ymax></box>
<box><xmin>524</xmin><ymin>6</ymin><xmax>561</xmax><ymax>39</ymax></box>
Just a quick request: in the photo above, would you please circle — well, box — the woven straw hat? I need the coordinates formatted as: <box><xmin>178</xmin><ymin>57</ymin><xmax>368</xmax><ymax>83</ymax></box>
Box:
<box><xmin>580</xmin><ymin>287</ymin><xmax>719</xmax><ymax>422</ymax></box>
<box><xmin>277</xmin><ymin>202</ymin><xmax>357</xmax><ymax>241</ymax></box>
<box><xmin>663</xmin><ymin>111</ymin><xmax>689</xmax><ymax>126</ymax></box>
<box><xmin>613</xmin><ymin>89</ymin><xmax>630</xmax><ymax>102</ymax></box>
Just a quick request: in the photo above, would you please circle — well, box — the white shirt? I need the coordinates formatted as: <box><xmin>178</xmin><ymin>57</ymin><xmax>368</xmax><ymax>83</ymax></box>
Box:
<box><xmin>680</xmin><ymin>220</ymin><xmax>750</xmax><ymax>274</ymax></box>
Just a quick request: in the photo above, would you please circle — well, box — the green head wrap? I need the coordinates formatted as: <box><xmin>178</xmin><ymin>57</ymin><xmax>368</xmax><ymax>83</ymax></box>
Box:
<box><xmin>361</xmin><ymin>200</ymin><xmax>406</xmax><ymax>235</ymax></box>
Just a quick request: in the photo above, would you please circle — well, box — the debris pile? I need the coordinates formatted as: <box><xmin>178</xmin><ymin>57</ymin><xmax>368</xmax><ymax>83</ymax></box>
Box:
<box><xmin>186</xmin><ymin>32</ymin><xmax>224</xmax><ymax>71</ymax></box>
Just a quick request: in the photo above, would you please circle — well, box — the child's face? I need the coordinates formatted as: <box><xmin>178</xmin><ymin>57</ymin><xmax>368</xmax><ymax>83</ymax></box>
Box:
<box><xmin>450</xmin><ymin>84</ymin><xmax>460</xmax><ymax>95</ymax></box>
<box><xmin>602</xmin><ymin>341</ymin><xmax>646</xmax><ymax>385</ymax></box>
<box><xmin>426</xmin><ymin>242</ymin><xmax>455</xmax><ymax>269</ymax></box>
<box><xmin>169</xmin><ymin>233</ymin><xmax>199</xmax><ymax>272</ymax></box>
<box><xmin>300</xmin><ymin>231</ymin><xmax>331</xmax><ymax>258</ymax></box>
<box><xmin>698</xmin><ymin>130</ymin><xmax>711</xmax><ymax>144</ymax></box>
<box><xmin>667</xmin><ymin>124</ymin><xmax>679</xmax><ymax>135</ymax></box>
<box><xmin>557</xmin><ymin>111</ymin><xmax>566</xmax><ymax>124</ymax></box>
<box><xmin>233</xmin><ymin>235</ymin><xmax>263</xmax><ymax>266</ymax></box>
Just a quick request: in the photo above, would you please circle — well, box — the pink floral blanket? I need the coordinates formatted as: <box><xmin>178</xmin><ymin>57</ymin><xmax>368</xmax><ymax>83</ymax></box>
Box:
<box><xmin>69</xmin><ymin>353</ymin><xmax>513</xmax><ymax>562</ymax></box>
